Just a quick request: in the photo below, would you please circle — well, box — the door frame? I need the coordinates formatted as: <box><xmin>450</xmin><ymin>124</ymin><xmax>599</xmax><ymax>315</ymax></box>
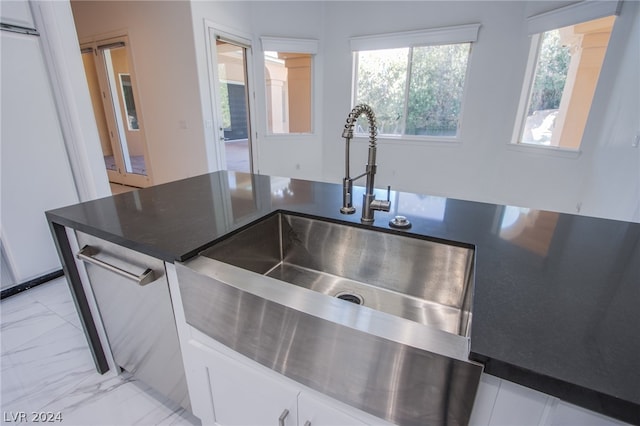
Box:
<box><xmin>80</xmin><ymin>34</ymin><xmax>152</xmax><ymax>188</ymax></box>
<box><xmin>204</xmin><ymin>22</ymin><xmax>258</xmax><ymax>173</ymax></box>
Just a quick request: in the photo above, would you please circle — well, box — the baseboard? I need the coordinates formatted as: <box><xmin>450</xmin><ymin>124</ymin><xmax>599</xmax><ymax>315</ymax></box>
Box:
<box><xmin>0</xmin><ymin>269</ymin><xmax>64</xmax><ymax>300</ymax></box>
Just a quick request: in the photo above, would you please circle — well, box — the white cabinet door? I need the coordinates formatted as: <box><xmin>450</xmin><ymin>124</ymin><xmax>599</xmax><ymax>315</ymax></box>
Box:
<box><xmin>1</xmin><ymin>23</ymin><xmax>79</xmax><ymax>283</ymax></box>
<box><xmin>469</xmin><ymin>373</ymin><xmax>630</xmax><ymax>426</ymax></box>
<box><xmin>298</xmin><ymin>393</ymin><xmax>369</xmax><ymax>426</ymax></box>
<box><xmin>548</xmin><ymin>400</ymin><xmax>628</xmax><ymax>425</ymax></box>
<box><xmin>205</xmin><ymin>345</ymin><xmax>299</xmax><ymax>426</ymax></box>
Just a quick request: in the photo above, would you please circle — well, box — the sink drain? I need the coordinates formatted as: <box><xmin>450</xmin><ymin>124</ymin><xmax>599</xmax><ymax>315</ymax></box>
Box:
<box><xmin>335</xmin><ymin>292</ymin><xmax>364</xmax><ymax>305</ymax></box>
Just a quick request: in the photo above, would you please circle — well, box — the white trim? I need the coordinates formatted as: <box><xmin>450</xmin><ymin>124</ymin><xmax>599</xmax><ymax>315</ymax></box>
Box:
<box><xmin>207</xmin><ymin>26</ymin><xmax>229</xmax><ymax>172</ymax></box>
<box><xmin>510</xmin><ymin>33</ymin><xmax>542</xmax><ymax>146</ymax></box>
<box><xmin>29</xmin><ymin>0</ymin><xmax>110</xmax><ymax>201</ymax></box>
<box><xmin>350</xmin><ymin>23</ymin><xmax>481</xmax><ymax>51</ymax></box>
<box><xmin>260</xmin><ymin>36</ymin><xmax>318</xmax><ymax>54</ymax></box>
<box><xmin>353</xmin><ymin>135</ymin><xmax>464</xmax><ymax>147</ymax></box>
<box><xmin>506</xmin><ymin>141</ymin><xmax>582</xmax><ymax>159</ymax></box>
<box><xmin>205</xmin><ymin>20</ymin><xmax>252</xmax><ymax>49</ymax></box>
<box><xmin>262</xmin><ymin>133</ymin><xmax>317</xmax><ymax>141</ymax></box>
<box><xmin>202</xmin><ymin>21</ymin><xmax>224</xmax><ymax>172</ymax></box>
<box><xmin>527</xmin><ymin>0</ymin><xmax>621</xmax><ymax>35</ymax></box>
<box><xmin>205</xmin><ymin>20</ymin><xmax>258</xmax><ymax>173</ymax></box>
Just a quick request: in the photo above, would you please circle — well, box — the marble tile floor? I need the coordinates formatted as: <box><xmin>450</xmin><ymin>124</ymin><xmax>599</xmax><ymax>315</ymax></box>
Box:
<box><xmin>0</xmin><ymin>277</ymin><xmax>200</xmax><ymax>426</ymax></box>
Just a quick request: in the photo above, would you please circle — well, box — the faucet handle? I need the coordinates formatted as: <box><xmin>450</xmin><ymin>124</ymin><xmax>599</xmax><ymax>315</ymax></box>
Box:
<box><xmin>370</xmin><ymin>186</ymin><xmax>391</xmax><ymax>213</ymax></box>
<box><xmin>371</xmin><ymin>199</ymin><xmax>391</xmax><ymax>212</ymax></box>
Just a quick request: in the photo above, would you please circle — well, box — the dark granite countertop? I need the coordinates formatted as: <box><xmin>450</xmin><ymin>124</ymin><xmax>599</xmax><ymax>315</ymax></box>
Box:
<box><xmin>46</xmin><ymin>171</ymin><xmax>640</xmax><ymax>424</ymax></box>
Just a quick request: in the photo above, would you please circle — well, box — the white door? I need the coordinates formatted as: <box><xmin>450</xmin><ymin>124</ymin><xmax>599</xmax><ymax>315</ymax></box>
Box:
<box><xmin>1</xmin><ymin>21</ymin><xmax>79</xmax><ymax>283</ymax></box>
<box><xmin>209</xmin><ymin>29</ymin><xmax>255</xmax><ymax>173</ymax></box>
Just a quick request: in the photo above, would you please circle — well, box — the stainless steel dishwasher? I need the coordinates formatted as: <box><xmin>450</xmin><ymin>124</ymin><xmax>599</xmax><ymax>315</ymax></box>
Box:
<box><xmin>75</xmin><ymin>231</ymin><xmax>189</xmax><ymax>410</ymax></box>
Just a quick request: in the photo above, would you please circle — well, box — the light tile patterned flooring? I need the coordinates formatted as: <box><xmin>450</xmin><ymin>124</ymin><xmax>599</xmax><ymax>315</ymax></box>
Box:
<box><xmin>0</xmin><ymin>277</ymin><xmax>199</xmax><ymax>425</ymax></box>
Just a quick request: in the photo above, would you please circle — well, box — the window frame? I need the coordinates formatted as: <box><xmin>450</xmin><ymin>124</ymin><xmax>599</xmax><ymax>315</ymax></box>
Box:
<box><xmin>349</xmin><ymin>24</ymin><xmax>480</xmax><ymax>142</ymax></box>
<box><xmin>260</xmin><ymin>36</ymin><xmax>318</xmax><ymax>136</ymax></box>
<box><xmin>510</xmin><ymin>0</ymin><xmax>621</xmax><ymax>152</ymax></box>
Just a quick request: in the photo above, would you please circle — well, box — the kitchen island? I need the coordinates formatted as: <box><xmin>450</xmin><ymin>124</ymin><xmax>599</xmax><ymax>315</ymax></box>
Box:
<box><xmin>46</xmin><ymin>171</ymin><xmax>640</xmax><ymax>425</ymax></box>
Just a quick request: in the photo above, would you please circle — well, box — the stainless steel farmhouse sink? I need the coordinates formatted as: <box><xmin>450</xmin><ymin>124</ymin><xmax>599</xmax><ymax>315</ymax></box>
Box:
<box><xmin>201</xmin><ymin>212</ymin><xmax>474</xmax><ymax>337</ymax></box>
<box><xmin>177</xmin><ymin>211</ymin><xmax>482</xmax><ymax>426</ymax></box>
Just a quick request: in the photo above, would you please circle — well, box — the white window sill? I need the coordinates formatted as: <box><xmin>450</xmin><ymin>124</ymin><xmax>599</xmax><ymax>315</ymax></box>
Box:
<box><xmin>263</xmin><ymin>133</ymin><xmax>316</xmax><ymax>140</ymax></box>
<box><xmin>353</xmin><ymin>135</ymin><xmax>462</xmax><ymax>147</ymax></box>
<box><xmin>507</xmin><ymin>142</ymin><xmax>582</xmax><ymax>158</ymax></box>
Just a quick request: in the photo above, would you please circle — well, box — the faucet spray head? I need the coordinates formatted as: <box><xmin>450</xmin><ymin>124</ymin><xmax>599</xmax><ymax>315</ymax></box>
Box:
<box><xmin>342</xmin><ymin>104</ymin><xmax>377</xmax><ymax>143</ymax></box>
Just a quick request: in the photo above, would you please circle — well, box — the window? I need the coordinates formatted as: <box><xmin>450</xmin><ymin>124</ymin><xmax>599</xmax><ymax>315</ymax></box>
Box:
<box><xmin>261</xmin><ymin>37</ymin><xmax>317</xmax><ymax>134</ymax></box>
<box><xmin>514</xmin><ymin>1</ymin><xmax>620</xmax><ymax>150</ymax></box>
<box><xmin>350</xmin><ymin>24</ymin><xmax>480</xmax><ymax>139</ymax></box>
<box><xmin>264</xmin><ymin>52</ymin><xmax>312</xmax><ymax>133</ymax></box>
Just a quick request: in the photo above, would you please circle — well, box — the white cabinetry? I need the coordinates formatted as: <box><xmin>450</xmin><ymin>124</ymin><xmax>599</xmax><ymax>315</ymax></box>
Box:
<box><xmin>298</xmin><ymin>393</ymin><xmax>368</xmax><ymax>426</ymax></box>
<box><xmin>469</xmin><ymin>373</ymin><xmax>630</xmax><ymax>426</ymax></box>
<box><xmin>191</xmin><ymin>338</ymin><xmax>298</xmax><ymax>425</ymax></box>
<box><xmin>1</xmin><ymin>1</ymin><xmax>79</xmax><ymax>284</ymax></box>
<box><xmin>185</xmin><ymin>337</ymin><xmax>385</xmax><ymax>426</ymax></box>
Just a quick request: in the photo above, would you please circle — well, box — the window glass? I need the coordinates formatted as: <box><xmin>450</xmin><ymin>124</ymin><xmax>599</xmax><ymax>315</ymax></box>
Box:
<box><xmin>119</xmin><ymin>74</ymin><xmax>139</xmax><ymax>130</ymax></box>
<box><xmin>518</xmin><ymin>16</ymin><xmax>615</xmax><ymax>149</ymax></box>
<box><xmin>354</xmin><ymin>43</ymin><xmax>471</xmax><ymax>138</ymax></box>
<box><xmin>355</xmin><ymin>48</ymin><xmax>408</xmax><ymax>135</ymax></box>
<box><xmin>407</xmin><ymin>44</ymin><xmax>470</xmax><ymax>136</ymax></box>
<box><xmin>264</xmin><ymin>51</ymin><xmax>313</xmax><ymax>134</ymax></box>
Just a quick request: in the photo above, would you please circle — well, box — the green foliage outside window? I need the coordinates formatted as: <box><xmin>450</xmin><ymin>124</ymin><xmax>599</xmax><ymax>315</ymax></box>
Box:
<box><xmin>355</xmin><ymin>43</ymin><xmax>470</xmax><ymax>137</ymax></box>
<box><xmin>219</xmin><ymin>83</ymin><xmax>232</xmax><ymax>130</ymax></box>
<box><xmin>528</xmin><ymin>30</ymin><xmax>570</xmax><ymax>114</ymax></box>
<box><xmin>407</xmin><ymin>44</ymin><xmax>469</xmax><ymax>136</ymax></box>
<box><xmin>356</xmin><ymin>48</ymin><xmax>408</xmax><ymax>134</ymax></box>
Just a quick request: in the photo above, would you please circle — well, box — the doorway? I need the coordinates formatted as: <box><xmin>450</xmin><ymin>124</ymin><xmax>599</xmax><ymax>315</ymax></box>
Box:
<box><xmin>210</xmin><ymin>31</ymin><xmax>254</xmax><ymax>173</ymax></box>
<box><xmin>81</xmin><ymin>36</ymin><xmax>151</xmax><ymax>188</ymax></box>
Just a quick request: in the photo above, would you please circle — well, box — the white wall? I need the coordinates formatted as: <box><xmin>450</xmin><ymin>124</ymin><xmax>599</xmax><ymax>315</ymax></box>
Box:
<box><xmin>195</xmin><ymin>1</ymin><xmax>635</xmax><ymax>222</ymax></box>
<box><xmin>71</xmin><ymin>0</ymin><xmax>209</xmax><ymax>185</ymax></box>
<box><xmin>247</xmin><ymin>1</ymin><xmax>325</xmax><ymax>181</ymax></box>
<box><xmin>576</xmin><ymin>0</ymin><xmax>640</xmax><ymax>222</ymax></box>
<box><xmin>189</xmin><ymin>1</ymin><xmax>325</xmax><ymax>180</ymax></box>
<box><xmin>189</xmin><ymin>0</ymin><xmax>253</xmax><ymax>174</ymax></box>
<box><xmin>74</xmin><ymin>1</ymin><xmax>638</xmax><ymax>222</ymax></box>
<box><xmin>317</xmin><ymin>1</ymin><xmax>639</xmax><ymax>223</ymax></box>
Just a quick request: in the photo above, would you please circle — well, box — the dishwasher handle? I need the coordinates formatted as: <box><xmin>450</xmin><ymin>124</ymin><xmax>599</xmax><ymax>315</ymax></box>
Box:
<box><xmin>77</xmin><ymin>245</ymin><xmax>156</xmax><ymax>286</ymax></box>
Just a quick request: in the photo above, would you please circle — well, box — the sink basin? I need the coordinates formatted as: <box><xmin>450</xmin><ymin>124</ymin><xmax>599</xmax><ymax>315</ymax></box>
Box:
<box><xmin>177</xmin><ymin>210</ymin><xmax>481</xmax><ymax>425</ymax></box>
<box><xmin>200</xmin><ymin>211</ymin><xmax>475</xmax><ymax>337</ymax></box>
